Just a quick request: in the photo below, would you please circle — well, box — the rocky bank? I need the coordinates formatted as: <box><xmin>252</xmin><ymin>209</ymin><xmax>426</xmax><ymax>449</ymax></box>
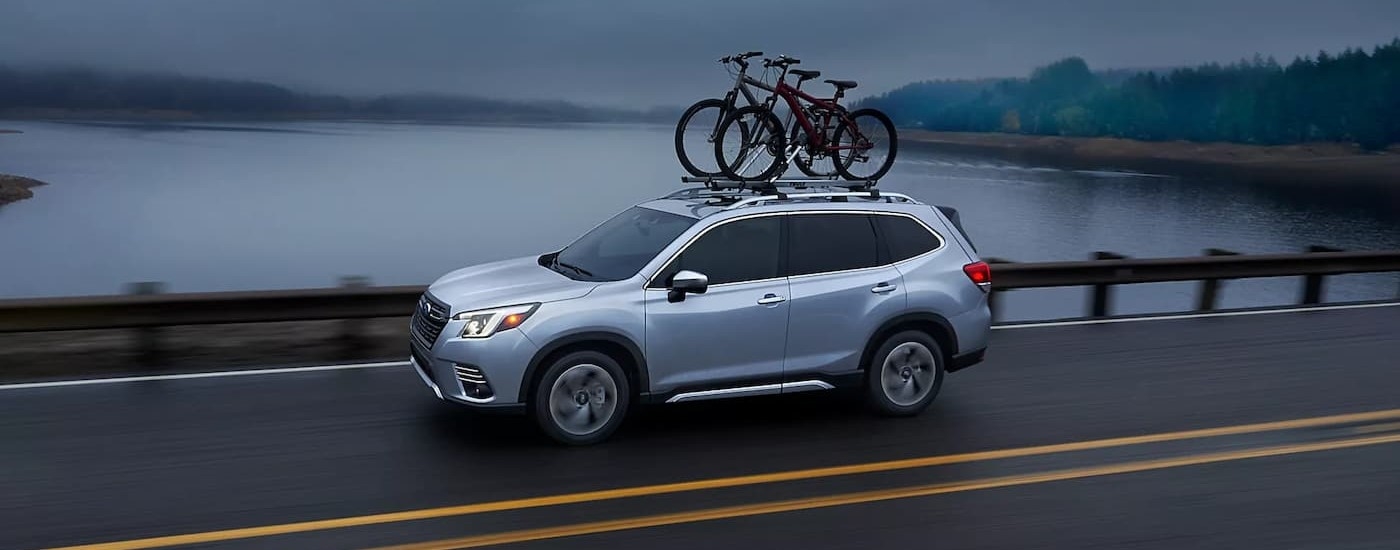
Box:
<box><xmin>0</xmin><ymin>174</ymin><xmax>47</xmax><ymax>206</ymax></box>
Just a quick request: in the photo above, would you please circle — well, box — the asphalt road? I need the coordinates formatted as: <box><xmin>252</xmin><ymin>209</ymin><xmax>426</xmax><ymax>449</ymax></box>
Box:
<box><xmin>4</xmin><ymin>304</ymin><xmax>1400</xmax><ymax>550</ymax></box>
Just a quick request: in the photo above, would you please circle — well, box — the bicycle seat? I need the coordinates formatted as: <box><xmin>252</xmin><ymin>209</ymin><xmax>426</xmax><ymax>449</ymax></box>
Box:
<box><xmin>825</xmin><ymin>79</ymin><xmax>858</xmax><ymax>90</ymax></box>
<box><xmin>791</xmin><ymin>69</ymin><xmax>822</xmax><ymax>81</ymax></box>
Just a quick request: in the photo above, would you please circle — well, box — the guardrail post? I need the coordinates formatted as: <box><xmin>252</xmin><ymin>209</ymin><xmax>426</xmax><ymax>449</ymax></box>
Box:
<box><xmin>987</xmin><ymin>287</ymin><xmax>1003</xmax><ymax>323</ymax></box>
<box><xmin>126</xmin><ymin>281</ymin><xmax>166</xmax><ymax>367</ymax></box>
<box><xmin>338</xmin><ymin>276</ymin><xmax>371</xmax><ymax>359</ymax></box>
<box><xmin>1089</xmin><ymin>251</ymin><xmax>1126</xmax><ymax>318</ymax></box>
<box><xmin>1302</xmin><ymin>246</ymin><xmax>1342</xmax><ymax>304</ymax></box>
<box><xmin>1196</xmin><ymin>248</ymin><xmax>1240</xmax><ymax>311</ymax></box>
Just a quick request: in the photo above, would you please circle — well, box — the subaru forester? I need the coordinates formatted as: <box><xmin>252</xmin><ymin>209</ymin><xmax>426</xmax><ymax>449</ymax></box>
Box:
<box><xmin>409</xmin><ymin>187</ymin><xmax>991</xmax><ymax>445</ymax></box>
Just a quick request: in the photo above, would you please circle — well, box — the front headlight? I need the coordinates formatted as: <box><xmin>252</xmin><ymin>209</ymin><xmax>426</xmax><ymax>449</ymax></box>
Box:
<box><xmin>452</xmin><ymin>303</ymin><xmax>540</xmax><ymax>338</ymax></box>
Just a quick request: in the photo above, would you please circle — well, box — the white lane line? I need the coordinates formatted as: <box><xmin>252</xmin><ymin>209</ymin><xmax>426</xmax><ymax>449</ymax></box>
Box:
<box><xmin>992</xmin><ymin>300</ymin><xmax>1400</xmax><ymax>330</ymax></box>
<box><xmin>0</xmin><ymin>361</ymin><xmax>409</xmax><ymax>391</ymax></box>
<box><xmin>2</xmin><ymin>301</ymin><xmax>1395</xmax><ymax>391</ymax></box>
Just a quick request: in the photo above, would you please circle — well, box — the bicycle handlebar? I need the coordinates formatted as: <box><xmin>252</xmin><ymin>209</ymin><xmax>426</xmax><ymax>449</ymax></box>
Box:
<box><xmin>718</xmin><ymin>51</ymin><xmax>765</xmax><ymax>65</ymax></box>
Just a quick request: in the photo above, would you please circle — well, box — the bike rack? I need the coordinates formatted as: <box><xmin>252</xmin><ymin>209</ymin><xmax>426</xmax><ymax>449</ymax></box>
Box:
<box><xmin>680</xmin><ymin>174</ymin><xmax>878</xmax><ymax>193</ymax></box>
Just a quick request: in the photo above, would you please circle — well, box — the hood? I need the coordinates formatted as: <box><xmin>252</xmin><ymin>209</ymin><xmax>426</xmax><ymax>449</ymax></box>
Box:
<box><xmin>427</xmin><ymin>254</ymin><xmax>597</xmax><ymax>313</ymax></box>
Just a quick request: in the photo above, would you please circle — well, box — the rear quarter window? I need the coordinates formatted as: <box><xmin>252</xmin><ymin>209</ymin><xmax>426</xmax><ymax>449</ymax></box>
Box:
<box><xmin>874</xmin><ymin>214</ymin><xmax>943</xmax><ymax>262</ymax></box>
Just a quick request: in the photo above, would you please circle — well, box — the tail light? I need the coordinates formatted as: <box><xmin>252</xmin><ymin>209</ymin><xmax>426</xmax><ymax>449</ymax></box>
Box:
<box><xmin>963</xmin><ymin>261</ymin><xmax>991</xmax><ymax>290</ymax></box>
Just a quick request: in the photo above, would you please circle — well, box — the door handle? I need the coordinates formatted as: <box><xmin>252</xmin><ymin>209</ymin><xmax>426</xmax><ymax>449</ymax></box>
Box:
<box><xmin>757</xmin><ymin>293</ymin><xmax>787</xmax><ymax>305</ymax></box>
<box><xmin>871</xmin><ymin>282</ymin><xmax>897</xmax><ymax>294</ymax></box>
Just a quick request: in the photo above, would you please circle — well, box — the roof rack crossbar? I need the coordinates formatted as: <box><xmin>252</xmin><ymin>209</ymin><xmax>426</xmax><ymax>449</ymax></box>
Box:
<box><xmin>722</xmin><ymin>190</ymin><xmax>918</xmax><ymax>210</ymax></box>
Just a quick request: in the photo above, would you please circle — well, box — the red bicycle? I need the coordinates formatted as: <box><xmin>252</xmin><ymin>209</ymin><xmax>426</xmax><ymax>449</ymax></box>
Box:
<box><xmin>712</xmin><ymin>55</ymin><xmax>898</xmax><ymax>184</ymax></box>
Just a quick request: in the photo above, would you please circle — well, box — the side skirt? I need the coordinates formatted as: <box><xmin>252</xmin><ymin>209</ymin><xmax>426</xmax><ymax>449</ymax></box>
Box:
<box><xmin>642</xmin><ymin>372</ymin><xmax>864</xmax><ymax>405</ymax></box>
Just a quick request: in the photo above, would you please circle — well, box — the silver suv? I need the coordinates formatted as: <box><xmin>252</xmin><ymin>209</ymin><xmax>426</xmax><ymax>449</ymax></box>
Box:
<box><xmin>409</xmin><ymin>187</ymin><xmax>991</xmax><ymax>445</ymax></box>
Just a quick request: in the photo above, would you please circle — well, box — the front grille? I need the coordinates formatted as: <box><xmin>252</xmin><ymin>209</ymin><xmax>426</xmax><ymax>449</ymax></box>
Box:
<box><xmin>410</xmin><ymin>293</ymin><xmax>450</xmax><ymax>349</ymax></box>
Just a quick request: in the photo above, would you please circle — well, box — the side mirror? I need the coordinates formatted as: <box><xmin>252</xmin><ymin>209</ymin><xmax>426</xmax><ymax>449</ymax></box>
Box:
<box><xmin>667</xmin><ymin>270</ymin><xmax>708</xmax><ymax>303</ymax></box>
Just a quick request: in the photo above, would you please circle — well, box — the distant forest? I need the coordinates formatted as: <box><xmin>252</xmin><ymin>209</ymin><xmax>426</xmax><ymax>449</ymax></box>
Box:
<box><xmin>857</xmin><ymin>38</ymin><xmax>1400</xmax><ymax>149</ymax></box>
<box><xmin>9</xmin><ymin>38</ymin><xmax>1400</xmax><ymax>148</ymax></box>
<box><xmin>0</xmin><ymin>66</ymin><xmax>670</xmax><ymax>123</ymax></box>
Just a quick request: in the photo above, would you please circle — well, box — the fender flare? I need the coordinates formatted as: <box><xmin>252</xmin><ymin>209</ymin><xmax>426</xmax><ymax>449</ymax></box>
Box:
<box><xmin>859</xmin><ymin>312</ymin><xmax>959</xmax><ymax>370</ymax></box>
<box><xmin>519</xmin><ymin>331</ymin><xmax>650</xmax><ymax>402</ymax></box>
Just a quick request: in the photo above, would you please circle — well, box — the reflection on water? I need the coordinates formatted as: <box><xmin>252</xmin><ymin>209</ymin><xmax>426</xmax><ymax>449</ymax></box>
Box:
<box><xmin>1</xmin><ymin>120</ymin><xmax>1397</xmax><ymax>320</ymax></box>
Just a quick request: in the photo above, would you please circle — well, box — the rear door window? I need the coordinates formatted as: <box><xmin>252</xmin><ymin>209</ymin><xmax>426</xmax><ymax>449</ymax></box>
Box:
<box><xmin>786</xmin><ymin>213</ymin><xmax>881</xmax><ymax>276</ymax></box>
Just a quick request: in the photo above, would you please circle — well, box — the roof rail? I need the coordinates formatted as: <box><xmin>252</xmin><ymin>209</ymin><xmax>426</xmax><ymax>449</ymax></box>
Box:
<box><xmin>723</xmin><ymin>189</ymin><xmax>919</xmax><ymax>210</ymax></box>
<box><xmin>663</xmin><ymin>186</ymin><xmax>745</xmax><ymax>200</ymax></box>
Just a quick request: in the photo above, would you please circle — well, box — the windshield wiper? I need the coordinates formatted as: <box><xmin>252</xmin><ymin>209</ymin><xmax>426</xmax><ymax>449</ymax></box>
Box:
<box><xmin>553</xmin><ymin>257</ymin><xmax>594</xmax><ymax>278</ymax></box>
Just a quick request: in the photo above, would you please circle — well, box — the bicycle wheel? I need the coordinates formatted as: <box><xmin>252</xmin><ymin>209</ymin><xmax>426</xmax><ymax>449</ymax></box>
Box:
<box><xmin>833</xmin><ymin>108</ymin><xmax>898</xmax><ymax>182</ymax></box>
<box><xmin>714</xmin><ymin>105</ymin><xmax>788</xmax><ymax>182</ymax></box>
<box><xmin>674</xmin><ymin>98</ymin><xmax>733</xmax><ymax>178</ymax></box>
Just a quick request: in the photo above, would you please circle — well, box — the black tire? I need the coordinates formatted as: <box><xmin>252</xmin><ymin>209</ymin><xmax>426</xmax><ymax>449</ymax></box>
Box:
<box><xmin>714</xmin><ymin>105</ymin><xmax>788</xmax><ymax>182</ymax></box>
<box><xmin>530</xmin><ymin>350</ymin><xmax>631</xmax><ymax>446</ymax></box>
<box><xmin>674</xmin><ymin>98</ymin><xmax>731</xmax><ymax>178</ymax></box>
<box><xmin>833</xmin><ymin>108</ymin><xmax>898</xmax><ymax>182</ymax></box>
<box><xmin>863</xmin><ymin>330</ymin><xmax>944</xmax><ymax>417</ymax></box>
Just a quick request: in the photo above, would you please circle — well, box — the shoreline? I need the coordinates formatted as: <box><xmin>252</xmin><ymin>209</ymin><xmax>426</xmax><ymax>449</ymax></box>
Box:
<box><xmin>901</xmin><ymin>130</ymin><xmax>1400</xmax><ymax>188</ymax></box>
<box><xmin>0</xmin><ymin>174</ymin><xmax>47</xmax><ymax>206</ymax></box>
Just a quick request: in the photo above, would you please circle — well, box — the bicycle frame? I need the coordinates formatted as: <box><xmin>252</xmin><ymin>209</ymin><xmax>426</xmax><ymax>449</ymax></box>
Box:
<box><xmin>705</xmin><ymin>62</ymin><xmax>781</xmax><ymax>141</ymax></box>
<box><xmin>772</xmin><ymin>81</ymin><xmax>867</xmax><ymax>155</ymax></box>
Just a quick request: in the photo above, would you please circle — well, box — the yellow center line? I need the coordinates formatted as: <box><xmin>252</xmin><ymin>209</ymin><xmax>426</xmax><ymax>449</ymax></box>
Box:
<box><xmin>48</xmin><ymin>408</ymin><xmax>1400</xmax><ymax>550</ymax></box>
<box><xmin>373</xmin><ymin>432</ymin><xmax>1400</xmax><ymax>550</ymax></box>
<box><xmin>1350</xmin><ymin>421</ymin><xmax>1400</xmax><ymax>434</ymax></box>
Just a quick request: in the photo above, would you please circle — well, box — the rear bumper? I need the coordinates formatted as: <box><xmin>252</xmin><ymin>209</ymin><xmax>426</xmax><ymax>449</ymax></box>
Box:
<box><xmin>947</xmin><ymin>347</ymin><xmax>986</xmax><ymax>373</ymax></box>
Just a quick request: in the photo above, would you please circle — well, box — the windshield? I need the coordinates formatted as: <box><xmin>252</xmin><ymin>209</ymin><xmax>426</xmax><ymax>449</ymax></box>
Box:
<box><xmin>550</xmin><ymin>206</ymin><xmax>696</xmax><ymax>281</ymax></box>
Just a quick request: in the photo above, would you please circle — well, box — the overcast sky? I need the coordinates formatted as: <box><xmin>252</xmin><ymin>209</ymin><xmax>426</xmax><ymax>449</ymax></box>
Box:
<box><xmin>3</xmin><ymin>0</ymin><xmax>1399</xmax><ymax>108</ymax></box>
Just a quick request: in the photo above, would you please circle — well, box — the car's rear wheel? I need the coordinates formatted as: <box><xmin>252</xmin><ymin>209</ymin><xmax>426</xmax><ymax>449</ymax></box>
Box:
<box><xmin>863</xmin><ymin>330</ymin><xmax>944</xmax><ymax>416</ymax></box>
<box><xmin>531</xmin><ymin>350</ymin><xmax>630</xmax><ymax>445</ymax></box>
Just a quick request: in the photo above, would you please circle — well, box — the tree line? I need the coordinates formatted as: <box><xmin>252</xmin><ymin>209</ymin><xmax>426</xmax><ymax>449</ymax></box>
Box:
<box><xmin>857</xmin><ymin>38</ymin><xmax>1400</xmax><ymax>150</ymax></box>
<box><xmin>0</xmin><ymin>66</ymin><xmax>669</xmax><ymax>123</ymax></box>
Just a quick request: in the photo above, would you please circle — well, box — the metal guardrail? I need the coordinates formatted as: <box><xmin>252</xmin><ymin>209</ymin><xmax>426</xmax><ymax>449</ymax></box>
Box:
<box><xmin>0</xmin><ymin>282</ymin><xmax>425</xmax><ymax>333</ymax></box>
<box><xmin>1</xmin><ymin>248</ymin><xmax>1398</xmax><ymax>352</ymax></box>
<box><xmin>986</xmin><ymin>247</ymin><xmax>1400</xmax><ymax>319</ymax></box>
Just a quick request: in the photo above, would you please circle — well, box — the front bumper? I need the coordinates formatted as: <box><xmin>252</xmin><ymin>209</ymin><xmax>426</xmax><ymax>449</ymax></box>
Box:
<box><xmin>410</xmin><ymin>325</ymin><xmax>538</xmax><ymax>413</ymax></box>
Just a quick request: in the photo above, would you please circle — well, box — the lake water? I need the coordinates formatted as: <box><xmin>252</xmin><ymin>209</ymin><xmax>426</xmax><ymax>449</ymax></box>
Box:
<box><xmin>2</xmin><ymin>120</ymin><xmax>1398</xmax><ymax>321</ymax></box>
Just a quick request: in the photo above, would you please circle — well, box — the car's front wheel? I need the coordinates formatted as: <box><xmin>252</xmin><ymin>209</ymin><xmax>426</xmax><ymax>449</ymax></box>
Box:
<box><xmin>531</xmin><ymin>350</ymin><xmax>630</xmax><ymax>445</ymax></box>
<box><xmin>864</xmin><ymin>330</ymin><xmax>945</xmax><ymax>416</ymax></box>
